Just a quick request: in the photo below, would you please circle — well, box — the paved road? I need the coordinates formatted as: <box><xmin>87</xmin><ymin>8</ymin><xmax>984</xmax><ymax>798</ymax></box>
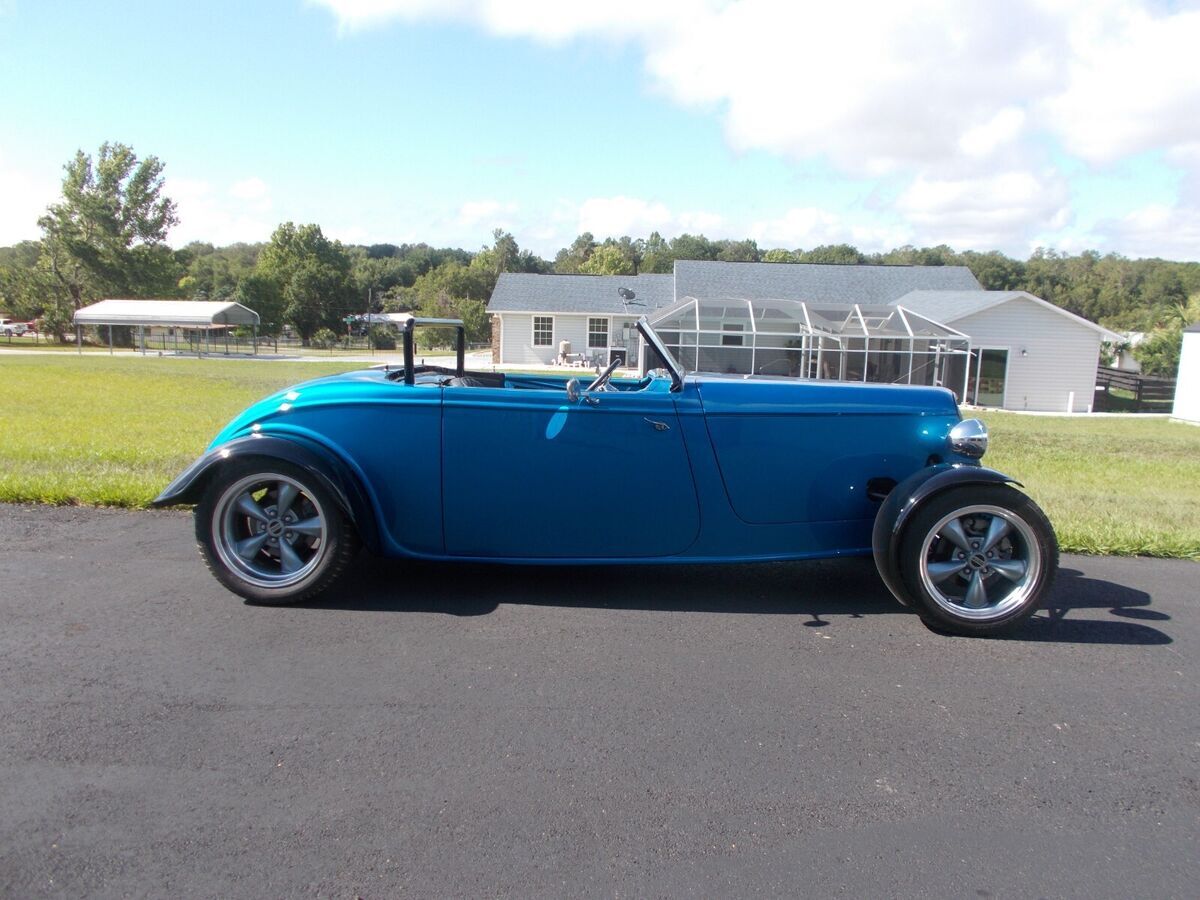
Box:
<box><xmin>1</xmin><ymin>505</ymin><xmax>1196</xmax><ymax>898</ymax></box>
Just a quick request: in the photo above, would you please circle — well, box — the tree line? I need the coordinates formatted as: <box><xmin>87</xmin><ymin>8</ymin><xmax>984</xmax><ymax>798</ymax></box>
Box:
<box><xmin>1</xmin><ymin>142</ymin><xmax>1198</xmax><ymax>371</ymax></box>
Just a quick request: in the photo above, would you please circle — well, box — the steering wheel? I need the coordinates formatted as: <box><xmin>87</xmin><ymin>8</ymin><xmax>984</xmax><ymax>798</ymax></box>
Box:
<box><xmin>586</xmin><ymin>357</ymin><xmax>622</xmax><ymax>392</ymax></box>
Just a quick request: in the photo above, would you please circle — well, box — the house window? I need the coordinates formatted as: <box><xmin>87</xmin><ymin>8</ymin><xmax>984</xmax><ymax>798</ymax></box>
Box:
<box><xmin>532</xmin><ymin>316</ymin><xmax>553</xmax><ymax>346</ymax></box>
<box><xmin>587</xmin><ymin>317</ymin><xmax>609</xmax><ymax>349</ymax></box>
<box><xmin>722</xmin><ymin>323</ymin><xmax>745</xmax><ymax>346</ymax></box>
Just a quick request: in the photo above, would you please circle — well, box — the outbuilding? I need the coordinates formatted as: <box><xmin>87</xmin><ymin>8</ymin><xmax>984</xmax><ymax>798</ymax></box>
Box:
<box><xmin>1172</xmin><ymin>323</ymin><xmax>1200</xmax><ymax>424</ymax></box>
<box><xmin>73</xmin><ymin>299</ymin><xmax>261</xmax><ymax>354</ymax></box>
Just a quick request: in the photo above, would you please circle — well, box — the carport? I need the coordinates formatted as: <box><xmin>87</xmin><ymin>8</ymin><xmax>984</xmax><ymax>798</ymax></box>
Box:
<box><xmin>73</xmin><ymin>299</ymin><xmax>261</xmax><ymax>355</ymax></box>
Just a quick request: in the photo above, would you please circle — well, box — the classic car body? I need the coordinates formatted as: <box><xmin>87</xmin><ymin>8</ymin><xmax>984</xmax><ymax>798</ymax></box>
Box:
<box><xmin>157</xmin><ymin>317</ymin><xmax>1057</xmax><ymax>636</ymax></box>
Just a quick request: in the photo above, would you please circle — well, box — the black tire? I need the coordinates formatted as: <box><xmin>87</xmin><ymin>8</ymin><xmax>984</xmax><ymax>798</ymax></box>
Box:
<box><xmin>898</xmin><ymin>484</ymin><xmax>1057</xmax><ymax>637</ymax></box>
<box><xmin>194</xmin><ymin>458</ymin><xmax>359</xmax><ymax>604</ymax></box>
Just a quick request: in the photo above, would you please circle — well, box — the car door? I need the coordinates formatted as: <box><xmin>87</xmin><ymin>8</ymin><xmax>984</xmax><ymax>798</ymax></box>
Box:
<box><xmin>441</xmin><ymin>383</ymin><xmax>700</xmax><ymax>558</ymax></box>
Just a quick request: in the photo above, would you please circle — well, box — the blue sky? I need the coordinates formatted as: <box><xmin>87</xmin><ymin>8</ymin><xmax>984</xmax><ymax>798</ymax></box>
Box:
<box><xmin>2</xmin><ymin>0</ymin><xmax>1198</xmax><ymax>259</ymax></box>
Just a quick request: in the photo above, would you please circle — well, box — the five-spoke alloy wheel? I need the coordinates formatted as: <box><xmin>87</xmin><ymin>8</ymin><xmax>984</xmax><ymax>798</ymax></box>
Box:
<box><xmin>899</xmin><ymin>484</ymin><xmax>1057</xmax><ymax>636</ymax></box>
<box><xmin>195</xmin><ymin>459</ymin><xmax>358</xmax><ymax>604</ymax></box>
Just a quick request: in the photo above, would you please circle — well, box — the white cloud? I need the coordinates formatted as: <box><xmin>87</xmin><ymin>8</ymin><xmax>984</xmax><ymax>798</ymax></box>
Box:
<box><xmin>1042</xmin><ymin>3</ymin><xmax>1200</xmax><ymax>165</ymax></box>
<box><xmin>749</xmin><ymin>207</ymin><xmax>910</xmax><ymax>253</ymax></box>
<box><xmin>457</xmin><ymin>199</ymin><xmax>518</xmax><ymax>228</ymax></box>
<box><xmin>230</xmin><ymin>177</ymin><xmax>271</xmax><ymax>203</ymax></box>
<box><xmin>310</xmin><ymin>0</ymin><xmax>1200</xmax><ymax>257</ymax></box>
<box><xmin>168</xmin><ymin>177</ymin><xmax>277</xmax><ymax>245</ymax></box>
<box><xmin>0</xmin><ymin>153</ymin><xmax>57</xmax><ymax>246</ymax></box>
<box><xmin>895</xmin><ymin>169</ymin><xmax>1071</xmax><ymax>251</ymax></box>
<box><xmin>1097</xmin><ymin>203</ymin><xmax>1200</xmax><ymax>260</ymax></box>
<box><xmin>575</xmin><ymin>195</ymin><xmax>725</xmax><ymax>240</ymax></box>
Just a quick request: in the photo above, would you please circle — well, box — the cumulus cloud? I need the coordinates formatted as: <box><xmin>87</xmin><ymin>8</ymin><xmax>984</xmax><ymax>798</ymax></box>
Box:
<box><xmin>309</xmin><ymin>0</ymin><xmax>1200</xmax><ymax>256</ymax></box>
<box><xmin>457</xmin><ymin>199</ymin><xmax>519</xmax><ymax>228</ymax></box>
<box><xmin>749</xmin><ymin>207</ymin><xmax>910</xmax><ymax>253</ymax></box>
<box><xmin>0</xmin><ymin>153</ymin><xmax>57</xmax><ymax>246</ymax></box>
<box><xmin>895</xmin><ymin>169</ymin><xmax>1071</xmax><ymax>251</ymax></box>
<box><xmin>576</xmin><ymin>196</ymin><xmax>724</xmax><ymax>239</ymax></box>
<box><xmin>168</xmin><ymin>177</ymin><xmax>277</xmax><ymax>245</ymax></box>
<box><xmin>313</xmin><ymin>1</ymin><xmax>1200</xmax><ymax>173</ymax></box>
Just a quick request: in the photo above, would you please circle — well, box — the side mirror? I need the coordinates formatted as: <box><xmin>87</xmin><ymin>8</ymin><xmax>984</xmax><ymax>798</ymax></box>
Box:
<box><xmin>566</xmin><ymin>378</ymin><xmax>580</xmax><ymax>403</ymax></box>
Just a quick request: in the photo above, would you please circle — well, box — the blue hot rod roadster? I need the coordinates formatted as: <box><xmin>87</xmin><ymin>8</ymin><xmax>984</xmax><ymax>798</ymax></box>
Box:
<box><xmin>155</xmin><ymin>316</ymin><xmax>1057</xmax><ymax>636</ymax></box>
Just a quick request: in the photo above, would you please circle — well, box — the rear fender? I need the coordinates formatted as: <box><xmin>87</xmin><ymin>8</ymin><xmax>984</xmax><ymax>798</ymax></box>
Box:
<box><xmin>151</xmin><ymin>434</ymin><xmax>381</xmax><ymax>553</ymax></box>
<box><xmin>871</xmin><ymin>464</ymin><xmax>1020</xmax><ymax>607</ymax></box>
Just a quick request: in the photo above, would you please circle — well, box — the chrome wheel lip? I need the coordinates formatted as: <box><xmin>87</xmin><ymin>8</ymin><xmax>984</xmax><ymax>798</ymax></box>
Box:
<box><xmin>918</xmin><ymin>503</ymin><xmax>1042</xmax><ymax>622</ymax></box>
<box><xmin>211</xmin><ymin>473</ymin><xmax>328</xmax><ymax>590</ymax></box>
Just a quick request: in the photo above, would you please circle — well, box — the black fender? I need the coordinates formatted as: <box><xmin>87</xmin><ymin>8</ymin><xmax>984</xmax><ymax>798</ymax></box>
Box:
<box><xmin>871</xmin><ymin>463</ymin><xmax>1020</xmax><ymax>607</ymax></box>
<box><xmin>151</xmin><ymin>434</ymin><xmax>381</xmax><ymax>553</ymax></box>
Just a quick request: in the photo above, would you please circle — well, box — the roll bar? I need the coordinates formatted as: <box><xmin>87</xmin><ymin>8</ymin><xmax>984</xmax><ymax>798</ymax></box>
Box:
<box><xmin>400</xmin><ymin>316</ymin><xmax>466</xmax><ymax>385</ymax></box>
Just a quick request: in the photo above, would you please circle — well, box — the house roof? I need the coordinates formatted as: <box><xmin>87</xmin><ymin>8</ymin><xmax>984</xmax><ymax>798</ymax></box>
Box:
<box><xmin>889</xmin><ymin>290</ymin><xmax>1020</xmax><ymax>322</ymax></box>
<box><xmin>74</xmin><ymin>299</ymin><xmax>260</xmax><ymax>328</ymax></box>
<box><xmin>673</xmin><ymin>260</ymin><xmax>982</xmax><ymax>305</ymax></box>
<box><xmin>1185</xmin><ymin>323</ymin><xmax>1200</xmax><ymax>333</ymax></box>
<box><xmin>893</xmin><ymin>290</ymin><xmax>1123</xmax><ymax>340</ymax></box>
<box><xmin>488</xmin><ymin>272</ymin><xmax>676</xmax><ymax>316</ymax></box>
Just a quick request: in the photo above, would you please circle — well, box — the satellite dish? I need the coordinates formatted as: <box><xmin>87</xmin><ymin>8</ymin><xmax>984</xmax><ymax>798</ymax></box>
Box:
<box><xmin>618</xmin><ymin>287</ymin><xmax>636</xmax><ymax>300</ymax></box>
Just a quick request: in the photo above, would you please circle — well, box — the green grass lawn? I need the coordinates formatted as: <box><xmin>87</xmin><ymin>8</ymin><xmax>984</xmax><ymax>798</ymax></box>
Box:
<box><xmin>977</xmin><ymin>411</ymin><xmax>1200</xmax><ymax>559</ymax></box>
<box><xmin>1</xmin><ymin>354</ymin><xmax>1197</xmax><ymax>559</ymax></box>
<box><xmin>0</xmin><ymin>355</ymin><xmax>363</xmax><ymax>507</ymax></box>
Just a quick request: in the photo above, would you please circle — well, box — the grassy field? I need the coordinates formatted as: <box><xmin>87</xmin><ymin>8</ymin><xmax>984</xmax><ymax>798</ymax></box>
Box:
<box><xmin>977</xmin><ymin>411</ymin><xmax>1200</xmax><ymax>559</ymax></box>
<box><xmin>1</xmin><ymin>354</ymin><xmax>1197</xmax><ymax>559</ymax></box>
<box><xmin>0</xmin><ymin>355</ymin><xmax>363</xmax><ymax>506</ymax></box>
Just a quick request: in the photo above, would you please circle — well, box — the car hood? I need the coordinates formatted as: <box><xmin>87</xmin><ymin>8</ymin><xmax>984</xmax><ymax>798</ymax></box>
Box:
<box><xmin>690</xmin><ymin>373</ymin><xmax>960</xmax><ymax>417</ymax></box>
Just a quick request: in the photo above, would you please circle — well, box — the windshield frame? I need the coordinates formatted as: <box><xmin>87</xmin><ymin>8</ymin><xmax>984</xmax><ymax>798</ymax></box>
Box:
<box><xmin>636</xmin><ymin>315</ymin><xmax>684</xmax><ymax>392</ymax></box>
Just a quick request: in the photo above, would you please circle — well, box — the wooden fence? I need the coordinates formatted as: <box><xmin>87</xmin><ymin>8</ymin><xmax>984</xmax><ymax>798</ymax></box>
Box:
<box><xmin>1094</xmin><ymin>366</ymin><xmax>1176</xmax><ymax>413</ymax></box>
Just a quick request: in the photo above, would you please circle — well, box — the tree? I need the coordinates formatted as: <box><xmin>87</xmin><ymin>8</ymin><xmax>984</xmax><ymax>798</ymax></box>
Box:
<box><xmin>33</xmin><ymin>142</ymin><xmax>179</xmax><ymax>341</ymax></box>
<box><xmin>554</xmin><ymin>233</ymin><xmax>597</xmax><ymax>273</ymax></box>
<box><xmin>580</xmin><ymin>243</ymin><xmax>636</xmax><ymax>276</ymax></box>
<box><xmin>235</xmin><ymin>272</ymin><xmax>286</xmax><ymax>337</ymax></box>
<box><xmin>38</xmin><ymin>145</ymin><xmax>177</xmax><ymax>303</ymax></box>
<box><xmin>1134</xmin><ymin>327</ymin><xmax>1183</xmax><ymax>377</ymax></box>
<box><xmin>255</xmin><ymin>223</ymin><xmax>355</xmax><ymax>343</ymax></box>
<box><xmin>762</xmin><ymin>248</ymin><xmax>797</xmax><ymax>263</ymax></box>
<box><xmin>797</xmin><ymin>244</ymin><xmax>864</xmax><ymax>265</ymax></box>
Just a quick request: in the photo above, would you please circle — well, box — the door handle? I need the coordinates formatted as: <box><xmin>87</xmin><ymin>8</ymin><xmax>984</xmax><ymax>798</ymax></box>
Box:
<box><xmin>644</xmin><ymin>417</ymin><xmax>670</xmax><ymax>432</ymax></box>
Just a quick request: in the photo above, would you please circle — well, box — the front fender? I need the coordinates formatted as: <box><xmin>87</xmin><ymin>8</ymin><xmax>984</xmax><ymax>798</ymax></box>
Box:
<box><xmin>871</xmin><ymin>463</ymin><xmax>1020</xmax><ymax>607</ymax></box>
<box><xmin>151</xmin><ymin>434</ymin><xmax>380</xmax><ymax>553</ymax></box>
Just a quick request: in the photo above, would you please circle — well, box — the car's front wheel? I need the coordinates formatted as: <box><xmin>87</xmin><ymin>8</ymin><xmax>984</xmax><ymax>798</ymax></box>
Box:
<box><xmin>898</xmin><ymin>484</ymin><xmax>1057</xmax><ymax>636</ymax></box>
<box><xmin>194</xmin><ymin>459</ymin><xmax>359</xmax><ymax>604</ymax></box>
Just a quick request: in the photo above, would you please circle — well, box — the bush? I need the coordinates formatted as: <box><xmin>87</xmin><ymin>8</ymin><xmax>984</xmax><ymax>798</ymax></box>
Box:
<box><xmin>368</xmin><ymin>326</ymin><xmax>396</xmax><ymax>350</ymax></box>
<box><xmin>309</xmin><ymin>328</ymin><xmax>339</xmax><ymax>350</ymax></box>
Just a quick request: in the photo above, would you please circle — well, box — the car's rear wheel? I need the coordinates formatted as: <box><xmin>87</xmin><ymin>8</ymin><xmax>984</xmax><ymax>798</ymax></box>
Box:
<box><xmin>194</xmin><ymin>459</ymin><xmax>358</xmax><ymax>604</ymax></box>
<box><xmin>898</xmin><ymin>484</ymin><xmax>1057</xmax><ymax>636</ymax></box>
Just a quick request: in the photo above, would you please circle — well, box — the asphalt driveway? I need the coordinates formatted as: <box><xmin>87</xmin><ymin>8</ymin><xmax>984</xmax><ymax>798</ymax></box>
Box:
<box><xmin>1</xmin><ymin>504</ymin><xmax>1196</xmax><ymax>898</ymax></box>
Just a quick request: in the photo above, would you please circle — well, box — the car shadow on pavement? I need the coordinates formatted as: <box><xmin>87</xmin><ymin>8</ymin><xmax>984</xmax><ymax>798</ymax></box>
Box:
<box><xmin>301</xmin><ymin>557</ymin><xmax>1171</xmax><ymax>645</ymax></box>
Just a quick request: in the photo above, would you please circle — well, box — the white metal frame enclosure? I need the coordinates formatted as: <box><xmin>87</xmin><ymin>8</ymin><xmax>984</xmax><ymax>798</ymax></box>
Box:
<box><xmin>645</xmin><ymin>296</ymin><xmax>973</xmax><ymax>397</ymax></box>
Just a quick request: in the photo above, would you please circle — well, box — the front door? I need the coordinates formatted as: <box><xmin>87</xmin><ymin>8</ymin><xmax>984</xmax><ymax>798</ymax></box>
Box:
<box><xmin>441</xmin><ymin>384</ymin><xmax>700</xmax><ymax>558</ymax></box>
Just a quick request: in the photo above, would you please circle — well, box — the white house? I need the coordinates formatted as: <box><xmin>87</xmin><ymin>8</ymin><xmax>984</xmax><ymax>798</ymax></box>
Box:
<box><xmin>1172</xmin><ymin>324</ymin><xmax>1200</xmax><ymax>424</ymax></box>
<box><xmin>488</xmin><ymin>273</ymin><xmax>675</xmax><ymax>368</ymax></box>
<box><xmin>892</xmin><ymin>291</ymin><xmax>1121</xmax><ymax>412</ymax></box>
<box><xmin>487</xmin><ymin>261</ymin><xmax>1119</xmax><ymax>412</ymax></box>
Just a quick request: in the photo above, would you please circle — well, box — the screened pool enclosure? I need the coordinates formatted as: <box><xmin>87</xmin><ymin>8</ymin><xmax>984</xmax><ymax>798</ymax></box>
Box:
<box><xmin>646</xmin><ymin>297</ymin><xmax>973</xmax><ymax>398</ymax></box>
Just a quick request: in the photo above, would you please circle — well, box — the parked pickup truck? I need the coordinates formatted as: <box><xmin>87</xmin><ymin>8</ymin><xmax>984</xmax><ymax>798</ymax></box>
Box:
<box><xmin>1</xmin><ymin>318</ymin><xmax>29</xmax><ymax>337</ymax></box>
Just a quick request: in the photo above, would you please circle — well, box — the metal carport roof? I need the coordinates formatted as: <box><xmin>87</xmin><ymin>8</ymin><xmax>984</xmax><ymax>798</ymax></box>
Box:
<box><xmin>74</xmin><ymin>299</ymin><xmax>260</xmax><ymax>328</ymax></box>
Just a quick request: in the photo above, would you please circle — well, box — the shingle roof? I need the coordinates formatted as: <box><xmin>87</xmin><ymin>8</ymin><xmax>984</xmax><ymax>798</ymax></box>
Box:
<box><xmin>890</xmin><ymin>290</ymin><xmax>1020</xmax><ymax>322</ymax></box>
<box><xmin>488</xmin><ymin>273</ymin><xmax>676</xmax><ymax>315</ymax></box>
<box><xmin>1185</xmin><ymin>322</ymin><xmax>1200</xmax><ymax>333</ymax></box>
<box><xmin>895</xmin><ymin>289</ymin><xmax>1123</xmax><ymax>339</ymax></box>
<box><xmin>673</xmin><ymin>260</ymin><xmax>982</xmax><ymax>305</ymax></box>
